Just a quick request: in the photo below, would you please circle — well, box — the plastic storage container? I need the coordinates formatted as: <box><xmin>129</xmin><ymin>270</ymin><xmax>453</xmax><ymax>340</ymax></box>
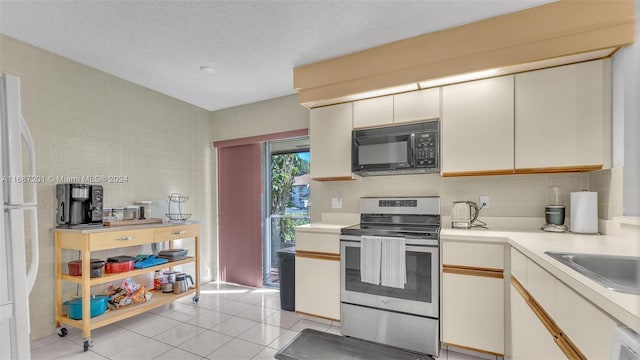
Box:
<box><xmin>277</xmin><ymin>247</ymin><xmax>296</xmax><ymax>311</ymax></box>
<box><xmin>68</xmin><ymin>259</ymin><xmax>105</xmax><ymax>278</ymax></box>
<box><xmin>105</xmin><ymin>256</ymin><xmax>135</xmax><ymax>273</ymax></box>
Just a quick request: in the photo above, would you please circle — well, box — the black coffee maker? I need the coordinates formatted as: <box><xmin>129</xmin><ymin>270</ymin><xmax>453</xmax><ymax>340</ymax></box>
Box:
<box><xmin>56</xmin><ymin>183</ymin><xmax>104</xmax><ymax>228</ymax></box>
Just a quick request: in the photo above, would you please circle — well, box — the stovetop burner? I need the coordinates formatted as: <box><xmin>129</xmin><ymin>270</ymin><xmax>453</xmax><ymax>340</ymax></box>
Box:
<box><xmin>340</xmin><ymin>196</ymin><xmax>441</xmax><ymax>240</ymax></box>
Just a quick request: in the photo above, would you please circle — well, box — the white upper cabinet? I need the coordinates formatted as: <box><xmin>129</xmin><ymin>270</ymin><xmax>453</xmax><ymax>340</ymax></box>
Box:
<box><xmin>353</xmin><ymin>96</ymin><xmax>393</xmax><ymax>129</ymax></box>
<box><xmin>514</xmin><ymin>59</ymin><xmax>611</xmax><ymax>171</ymax></box>
<box><xmin>394</xmin><ymin>88</ymin><xmax>440</xmax><ymax>124</ymax></box>
<box><xmin>353</xmin><ymin>88</ymin><xmax>441</xmax><ymax>129</ymax></box>
<box><xmin>442</xmin><ymin>76</ymin><xmax>515</xmax><ymax>175</ymax></box>
<box><xmin>309</xmin><ymin>103</ymin><xmax>355</xmax><ymax>181</ymax></box>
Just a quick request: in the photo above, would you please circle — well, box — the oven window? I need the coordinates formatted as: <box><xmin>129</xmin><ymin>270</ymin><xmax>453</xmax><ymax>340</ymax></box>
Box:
<box><xmin>358</xmin><ymin>141</ymin><xmax>407</xmax><ymax>165</ymax></box>
<box><xmin>344</xmin><ymin>246</ymin><xmax>432</xmax><ymax>303</ymax></box>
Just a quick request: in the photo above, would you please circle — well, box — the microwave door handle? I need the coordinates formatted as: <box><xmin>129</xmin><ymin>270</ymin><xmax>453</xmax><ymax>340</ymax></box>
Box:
<box><xmin>408</xmin><ymin>133</ymin><xmax>416</xmax><ymax>166</ymax></box>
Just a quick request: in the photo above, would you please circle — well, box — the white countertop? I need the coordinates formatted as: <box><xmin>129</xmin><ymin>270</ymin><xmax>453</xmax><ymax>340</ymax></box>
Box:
<box><xmin>296</xmin><ymin>222</ymin><xmax>352</xmax><ymax>235</ymax></box>
<box><xmin>442</xmin><ymin>227</ymin><xmax>640</xmax><ymax>333</ymax></box>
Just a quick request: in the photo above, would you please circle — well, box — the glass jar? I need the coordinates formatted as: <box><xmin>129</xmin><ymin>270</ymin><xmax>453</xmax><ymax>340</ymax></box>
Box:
<box><xmin>124</xmin><ymin>206</ymin><xmax>138</xmax><ymax>220</ymax></box>
<box><xmin>136</xmin><ymin>201</ymin><xmax>152</xmax><ymax>220</ymax></box>
<box><xmin>103</xmin><ymin>208</ymin><xmax>113</xmax><ymax>221</ymax></box>
<box><xmin>112</xmin><ymin>207</ymin><xmax>125</xmax><ymax>221</ymax></box>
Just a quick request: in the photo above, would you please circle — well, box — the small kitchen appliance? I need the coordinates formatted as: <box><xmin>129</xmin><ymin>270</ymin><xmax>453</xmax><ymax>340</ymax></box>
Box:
<box><xmin>352</xmin><ymin>120</ymin><xmax>439</xmax><ymax>176</ymax></box>
<box><xmin>451</xmin><ymin>201</ymin><xmax>480</xmax><ymax>229</ymax></box>
<box><xmin>56</xmin><ymin>183</ymin><xmax>104</xmax><ymax>228</ymax></box>
<box><xmin>173</xmin><ymin>273</ymin><xmax>194</xmax><ymax>294</ymax></box>
<box><xmin>340</xmin><ymin>196</ymin><xmax>441</xmax><ymax>356</ymax></box>
<box><xmin>542</xmin><ymin>186</ymin><xmax>568</xmax><ymax>232</ymax></box>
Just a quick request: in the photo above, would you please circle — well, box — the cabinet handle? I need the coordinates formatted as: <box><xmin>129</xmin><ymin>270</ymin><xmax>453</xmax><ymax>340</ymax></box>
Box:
<box><xmin>172</xmin><ymin>230</ymin><xmax>186</xmax><ymax>235</ymax></box>
<box><xmin>116</xmin><ymin>236</ymin><xmax>134</xmax><ymax>241</ymax></box>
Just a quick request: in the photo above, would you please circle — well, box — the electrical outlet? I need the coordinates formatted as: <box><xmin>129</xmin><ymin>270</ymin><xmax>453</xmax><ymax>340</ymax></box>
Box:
<box><xmin>480</xmin><ymin>195</ymin><xmax>490</xmax><ymax>208</ymax></box>
<box><xmin>331</xmin><ymin>197</ymin><xmax>343</xmax><ymax>209</ymax></box>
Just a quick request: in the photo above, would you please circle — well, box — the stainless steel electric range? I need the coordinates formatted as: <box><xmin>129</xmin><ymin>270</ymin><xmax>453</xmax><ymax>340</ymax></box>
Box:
<box><xmin>340</xmin><ymin>196</ymin><xmax>441</xmax><ymax>356</ymax></box>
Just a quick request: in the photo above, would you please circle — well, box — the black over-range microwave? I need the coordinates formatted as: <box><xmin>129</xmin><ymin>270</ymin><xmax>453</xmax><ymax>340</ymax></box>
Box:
<box><xmin>352</xmin><ymin>120</ymin><xmax>440</xmax><ymax>176</ymax></box>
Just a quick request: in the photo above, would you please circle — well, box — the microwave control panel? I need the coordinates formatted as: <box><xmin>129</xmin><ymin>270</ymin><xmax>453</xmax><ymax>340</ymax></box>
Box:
<box><xmin>415</xmin><ymin>131</ymin><xmax>438</xmax><ymax>168</ymax></box>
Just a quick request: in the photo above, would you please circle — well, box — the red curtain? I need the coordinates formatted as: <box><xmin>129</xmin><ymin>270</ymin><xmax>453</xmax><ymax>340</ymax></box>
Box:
<box><xmin>217</xmin><ymin>143</ymin><xmax>263</xmax><ymax>287</ymax></box>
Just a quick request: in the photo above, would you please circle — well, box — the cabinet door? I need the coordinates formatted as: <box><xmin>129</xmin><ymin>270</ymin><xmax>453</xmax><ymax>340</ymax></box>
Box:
<box><xmin>442</xmin><ymin>273</ymin><xmax>504</xmax><ymax>354</ymax></box>
<box><xmin>554</xmin><ymin>280</ymin><xmax>618</xmax><ymax>360</ymax></box>
<box><xmin>310</xmin><ymin>103</ymin><xmax>353</xmax><ymax>180</ymax></box>
<box><xmin>510</xmin><ymin>285</ymin><xmax>566</xmax><ymax>360</ymax></box>
<box><xmin>442</xmin><ymin>76</ymin><xmax>514</xmax><ymax>175</ymax></box>
<box><xmin>295</xmin><ymin>256</ymin><xmax>340</xmax><ymax>320</ymax></box>
<box><xmin>515</xmin><ymin>59</ymin><xmax>610</xmax><ymax>170</ymax></box>
<box><xmin>394</xmin><ymin>88</ymin><xmax>440</xmax><ymax>124</ymax></box>
<box><xmin>353</xmin><ymin>96</ymin><xmax>393</xmax><ymax>128</ymax></box>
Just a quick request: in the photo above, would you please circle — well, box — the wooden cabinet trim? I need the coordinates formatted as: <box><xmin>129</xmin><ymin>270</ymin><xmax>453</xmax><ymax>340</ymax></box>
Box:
<box><xmin>515</xmin><ymin>165</ymin><xmax>602</xmax><ymax>174</ymax></box>
<box><xmin>295</xmin><ymin>310</ymin><xmax>339</xmax><ymax>322</ymax></box>
<box><xmin>510</xmin><ymin>276</ymin><xmax>587</xmax><ymax>360</ymax></box>
<box><xmin>296</xmin><ymin>250</ymin><xmax>340</xmax><ymax>261</ymax></box>
<box><xmin>443</xmin><ymin>265</ymin><xmax>503</xmax><ymax>278</ymax></box>
<box><xmin>443</xmin><ymin>164</ymin><xmax>603</xmax><ymax>177</ymax></box>
<box><xmin>442</xmin><ymin>169</ymin><xmax>515</xmax><ymax>177</ymax></box>
<box><xmin>311</xmin><ymin>176</ymin><xmax>359</xmax><ymax>182</ymax></box>
<box><xmin>443</xmin><ymin>342</ymin><xmax>503</xmax><ymax>358</ymax></box>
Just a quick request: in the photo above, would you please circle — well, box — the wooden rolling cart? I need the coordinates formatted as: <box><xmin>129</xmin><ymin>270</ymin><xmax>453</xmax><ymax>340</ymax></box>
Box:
<box><xmin>54</xmin><ymin>222</ymin><xmax>200</xmax><ymax>352</ymax></box>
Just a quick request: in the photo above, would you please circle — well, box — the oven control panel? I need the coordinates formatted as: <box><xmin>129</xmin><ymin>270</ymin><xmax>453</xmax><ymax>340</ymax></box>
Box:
<box><xmin>379</xmin><ymin>199</ymin><xmax>417</xmax><ymax>207</ymax></box>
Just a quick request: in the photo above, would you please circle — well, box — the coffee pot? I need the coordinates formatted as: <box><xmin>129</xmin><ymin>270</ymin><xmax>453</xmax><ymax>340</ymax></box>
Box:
<box><xmin>174</xmin><ymin>273</ymin><xmax>194</xmax><ymax>294</ymax></box>
<box><xmin>451</xmin><ymin>201</ymin><xmax>479</xmax><ymax>229</ymax></box>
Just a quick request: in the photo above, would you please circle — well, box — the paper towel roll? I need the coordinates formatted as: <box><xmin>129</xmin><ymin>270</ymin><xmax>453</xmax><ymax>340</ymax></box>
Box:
<box><xmin>570</xmin><ymin>191</ymin><xmax>598</xmax><ymax>234</ymax></box>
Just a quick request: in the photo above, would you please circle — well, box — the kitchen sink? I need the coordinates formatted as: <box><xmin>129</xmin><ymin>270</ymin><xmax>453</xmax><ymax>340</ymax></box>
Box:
<box><xmin>545</xmin><ymin>251</ymin><xmax>640</xmax><ymax>295</ymax></box>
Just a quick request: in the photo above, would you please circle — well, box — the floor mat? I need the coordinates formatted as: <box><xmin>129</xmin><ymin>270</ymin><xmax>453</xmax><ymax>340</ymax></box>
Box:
<box><xmin>275</xmin><ymin>329</ymin><xmax>433</xmax><ymax>360</ymax></box>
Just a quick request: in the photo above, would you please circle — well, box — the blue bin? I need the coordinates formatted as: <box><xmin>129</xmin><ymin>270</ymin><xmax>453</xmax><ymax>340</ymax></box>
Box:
<box><xmin>64</xmin><ymin>295</ymin><xmax>109</xmax><ymax>319</ymax></box>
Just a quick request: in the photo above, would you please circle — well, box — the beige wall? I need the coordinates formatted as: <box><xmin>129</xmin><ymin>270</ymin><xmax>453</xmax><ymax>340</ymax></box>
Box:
<box><xmin>210</xmin><ymin>94</ymin><xmax>308</xmax><ymax>142</ymax></box>
<box><xmin>311</xmin><ymin>169</ymin><xmax>622</xmax><ymax>227</ymax></box>
<box><xmin>0</xmin><ymin>34</ymin><xmax>216</xmax><ymax>340</ymax></box>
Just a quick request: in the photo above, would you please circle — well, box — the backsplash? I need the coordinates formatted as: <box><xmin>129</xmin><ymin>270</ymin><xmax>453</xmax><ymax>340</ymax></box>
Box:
<box><xmin>311</xmin><ymin>168</ymin><xmax>622</xmax><ymax>228</ymax></box>
<box><xmin>1</xmin><ymin>34</ymin><xmax>215</xmax><ymax>339</ymax></box>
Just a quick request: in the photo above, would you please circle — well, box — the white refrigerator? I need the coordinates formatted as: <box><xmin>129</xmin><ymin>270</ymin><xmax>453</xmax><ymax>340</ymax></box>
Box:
<box><xmin>0</xmin><ymin>73</ymin><xmax>40</xmax><ymax>359</ymax></box>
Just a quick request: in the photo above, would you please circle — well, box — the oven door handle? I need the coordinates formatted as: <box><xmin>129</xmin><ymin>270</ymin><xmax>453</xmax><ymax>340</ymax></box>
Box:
<box><xmin>340</xmin><ymin>235</ymin><xmax>439</xmax><ymax>247</ymax></box>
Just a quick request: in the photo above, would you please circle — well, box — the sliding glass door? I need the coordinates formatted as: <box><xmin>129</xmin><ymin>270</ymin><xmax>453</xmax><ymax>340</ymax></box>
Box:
<box><xmin>263</xmin><ymin>137</ymin><xmax>310</xmax><ymax>287</ymax></box>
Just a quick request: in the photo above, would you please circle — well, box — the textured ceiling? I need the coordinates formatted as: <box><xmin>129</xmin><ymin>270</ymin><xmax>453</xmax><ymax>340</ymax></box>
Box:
<box><xmin>0</xmin><ymin>0</ymin><xmax>554</xmax><ymax>111</ymax></box>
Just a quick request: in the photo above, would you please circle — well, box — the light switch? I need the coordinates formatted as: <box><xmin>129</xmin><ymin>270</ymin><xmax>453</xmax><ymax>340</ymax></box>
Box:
<box><xmin>331</xmin><ymin>197</ymin><xmax>343</xmax><ymax>209</ymax></box>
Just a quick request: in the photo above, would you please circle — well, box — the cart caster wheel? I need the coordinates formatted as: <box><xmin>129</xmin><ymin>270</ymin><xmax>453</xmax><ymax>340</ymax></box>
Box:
<box><xmin>56</xmin><ymin>327</ymin><xmax>67</xmax><ymax>337</ymax></box>
<box><xmin>193</xmin><ymin>296</ymin><xmax>199</xmax><ymax>304</ymax></box>
<box><xmin>83</xmin><ymin>340</ymin><xmax>91</xmax><ymax>352</ymax></box>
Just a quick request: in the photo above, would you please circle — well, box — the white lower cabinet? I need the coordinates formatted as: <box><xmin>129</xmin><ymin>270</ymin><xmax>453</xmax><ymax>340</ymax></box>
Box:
<box><xmin>510</xmin><ymin>285</ymin><xmax>566</xmax><ymax>360</ymax></box>
<box><xmin>442</xmin><ymin>273</ymin><xmax>504</xmax><ymax>354</ymax></box>
<box><xmin>295</xmin><ymin>256</ymin><xmax>340</xmax><ymax>320</ymax></box>
<box><xmin>441</xmin><ymin>239</ymin><xmax>505</xmax><ymax>355</ymax></box>
<box><xmin>555</xmin><ymin>280</ymin><xmax>618</xmax><ymax>359</ymax></box>
<box><xmin>509</xmin><ymin>247</ymin><xmax>620</xmax><ymax>359</ymax></box>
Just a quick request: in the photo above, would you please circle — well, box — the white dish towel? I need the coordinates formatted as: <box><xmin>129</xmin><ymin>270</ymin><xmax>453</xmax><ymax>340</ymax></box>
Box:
<box><xmin>380</xmin><ymin>237</ymin><xmax>407</xmax><ymax>288</ymax></box>
<box><xmin>360</xmin><ymin>236</ymin><xmax>382</xmax><ymax>285</ymax></box>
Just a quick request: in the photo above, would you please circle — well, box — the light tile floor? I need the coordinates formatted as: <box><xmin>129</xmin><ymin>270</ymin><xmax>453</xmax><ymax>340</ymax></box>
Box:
<box><xmin>31</xmin><ymin>281</ymin><xmax>485</xmax><ymax>360</ymax></box>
